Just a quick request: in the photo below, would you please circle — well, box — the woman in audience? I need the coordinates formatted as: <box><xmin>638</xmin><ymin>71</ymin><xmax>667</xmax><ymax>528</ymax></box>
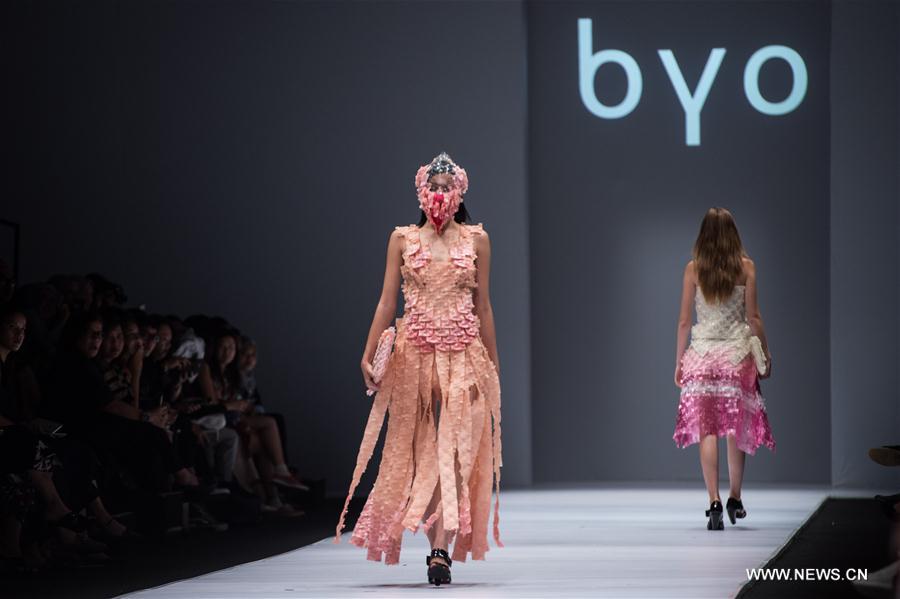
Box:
<box><xmin>199</xmin><ymin>329</ymin><xmax>305</xmax><ymax>511</ymax></box>
<box><xmin>236</xmin><ymin>336</ymin><xmax>293</xmax><ymax>479</ymax></box>
<box><xmin>119</xmin><ymin>311</ymin><xmax>144</xmax><ymax>406</ymax></box>
<box><xmin>0</xmin><ymin>306</ymin><xmax>127</xmax><ymax>566</ymax></box>
<box><xmin>42</xmin><ymin>313</ymin><xmax>199</xmax><ymax>495</ymax></box>
<box><xmin>0</xmin><ymin>408</ymin><xmax>92</xmax><ymax>571</ymax></box>
<box><xmin>13</xmin><ymin>282</ymin><xmax>67</xmax><ymax>380</ymax></box>
<box><xmin>0</xmin><ymin>306</ymin><xmax>42</xmax><ymax>422</ymax></box>
<box><xmin>3</xmin><ymin>307</ymin><xmax>131</xmax><ymax>536</ymax></box>
<box><xmin>128</xmin><ymin>314</ymin><xmax>237</xmax><ymax>496</ymax></box>
<box><xmin>98</xmin><ymin>310</ymin><xmax>135</xmax><ymax>407</ymax></box>
<box><xmin>141</xmin><ymin>316</ymin><xmax>191</xmax><ymax>408</ymax></box>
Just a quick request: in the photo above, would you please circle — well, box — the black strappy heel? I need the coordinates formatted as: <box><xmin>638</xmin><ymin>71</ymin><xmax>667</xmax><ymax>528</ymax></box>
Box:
<box><xmin>426</xmin><ymin>548</ymin><xmax>452</xmax><ymax>586</ymax></box>
<box><xmin>706</xmin><ymin>500</ymin><xmax>724</xmax><ymax>530</ymax></box>
<box><xmin>726</xmin><ymin>497</ymin><xmax>746</xmax><ymax>525</ymax></box>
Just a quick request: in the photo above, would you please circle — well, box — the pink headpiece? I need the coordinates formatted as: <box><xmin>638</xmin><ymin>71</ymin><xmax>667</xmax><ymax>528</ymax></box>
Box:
<box><xmin>415</xmin><ymin>152</ymin><xmax>468</xmax><ymax>233</ymax></box>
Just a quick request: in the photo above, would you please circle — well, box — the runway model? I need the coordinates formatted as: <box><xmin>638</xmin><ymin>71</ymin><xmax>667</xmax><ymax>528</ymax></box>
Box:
<box><xmin>673</xmin><ymin>207</ymin><xmax>776</xmax><ymax>530</ymax></box>
<box><xmin>336</xmin><ymin>153</ymin><xmax>502</xmax><ymax>586</ymax></box>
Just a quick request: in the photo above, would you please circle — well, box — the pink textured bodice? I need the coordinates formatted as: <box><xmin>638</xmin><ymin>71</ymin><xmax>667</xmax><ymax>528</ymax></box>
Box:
<box><xmin>398</xmin><ymin>224</ymin><xmax>482</xmax><ymax>352</ymax></box>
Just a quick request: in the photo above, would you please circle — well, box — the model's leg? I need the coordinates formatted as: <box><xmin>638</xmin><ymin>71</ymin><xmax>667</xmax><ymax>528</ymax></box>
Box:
<box><xmin>726</xmin><ymin>434</ymin><xmax>746</xmax><ymax>500</ymax></box>
<box><xmin>215</xmin><ymin>428</ymin><xmax>239</xmax><ymax>484</ymax></box>
<box><xmin>27</xmin><ymin>471</ymin><xmax>70</xmax><ymax>521</ymax></box>
<box><xmin>257</xmin><ymin>454</ymin><xmax>277</xmax><ymax>503</ymax></box>
<box><xmin>266</xmin><ymin>412</ymin><xmax>289</xmax><ymax>463</ymax></box>
<box><xmin>87</xmin><ymin>496</ymin><xmax>127</xmax><ymax>536</ymax></box>
<box><xmin>27</xmin><ymin>470</ymin><xmax>96</xmax><ymax>546</ymax></box>
<box><xmin>425</xmin><ymin>364</ymin><xmax>449</xmax><ymax>566</ymax></box>
<box><xmin>424</xmin><ymin>482</ymin><xmax>447</xmax><ymax>551</ymax></box>
<box><xmin>245</xmin><ymin>431</ymin><xmax>269</xmax><ymax>502</ymax></box>
<box><xmin>699</xmin><ymin>434</ymin><xmax>720</xmax><ymax>503</ymax></box>
<box><xmin>246</xmin><ymin>415</ymin><xmax>306</xmax><ymax>491</ymax></box>
<box><xmin>232</xmin><ymin>450</ymin><xmax>262</xmax><ymax>497</ymax></box>
<box><xmin>248</xmin><ymin>415</ymin><xmax>288</xmax><ymax>468</ymax></box>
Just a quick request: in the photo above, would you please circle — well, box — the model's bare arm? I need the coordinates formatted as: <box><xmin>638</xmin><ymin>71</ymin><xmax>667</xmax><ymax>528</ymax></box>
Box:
<box><xmin>744</xmin><ymin>259</ymin><xmax>771</xmax><ymax>376</ymax></box>
<box><xmin>675</xmin><ymin>261</ymin><xmax>696</xmax><ymax>386</ymax></box>
<box><xmin>473</xmin><ymin>229</ymin><xmax>499</xmax><ymax>373</ymax></box>
<box><xmin>361</xmin><ymin>229</ymin><xmax>403</xmax><ymax>391</ymax></box>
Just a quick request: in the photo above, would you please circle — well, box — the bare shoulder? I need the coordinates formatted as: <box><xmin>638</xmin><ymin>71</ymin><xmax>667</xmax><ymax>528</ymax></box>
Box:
<box><xmin>742</xmin><ymin>256</ymin><xmax>756</xmax><ymax>276</ymax></box>
<box><xmin>470</xmin><ymin>223</ymin><xmax>490</xmax><ymax>247</ymax></box>
<box><xmin>389</xmin><ymin>226</ymin><xmax>409</xmax><ymax>252</ymax></box>
<box><xmin>468</xmin><ymin>222</ymin><xmax>488</xmax><ymax>235</ymax></box>
<box><xmin>684</xmin><ymin>260</ymin><xmax>697</xmax><ymax>283</ymax></box>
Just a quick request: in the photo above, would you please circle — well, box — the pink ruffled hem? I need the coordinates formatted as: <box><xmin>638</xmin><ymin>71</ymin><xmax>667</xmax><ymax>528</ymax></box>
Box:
<box><xmin>673</xmin><ymin>347</ymin><xmax>776</xmax><ymax>455</ymax></box>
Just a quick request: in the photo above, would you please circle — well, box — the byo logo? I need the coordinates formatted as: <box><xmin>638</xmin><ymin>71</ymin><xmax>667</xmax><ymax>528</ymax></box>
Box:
<box><xmin>577</xmin><ymin>18</ymin><xmax>808</xmax><ymax>146</ymax></box>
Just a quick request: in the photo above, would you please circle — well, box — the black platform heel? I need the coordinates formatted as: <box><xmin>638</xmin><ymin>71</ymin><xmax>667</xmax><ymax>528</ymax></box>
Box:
<box><xmin>726</xmin><ymin>497</ymin><xmax>746</xmax><ymax>525</ymax></box>
<box><xmin>706</xmin><ymin>500</ymin><xmax>724</xmax><ymax>530</ymax></box>
<box><xmin>426</xmin><ymin>548</ymin><xmax>452</xmax><ymax>586</ymax></box>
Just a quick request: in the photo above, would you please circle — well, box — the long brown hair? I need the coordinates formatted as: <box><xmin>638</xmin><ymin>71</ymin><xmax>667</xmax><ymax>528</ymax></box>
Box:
<box><xmin>692</xmin><ymin>207</ymin><xmax>747</xmax><ymax>303</ymax></box>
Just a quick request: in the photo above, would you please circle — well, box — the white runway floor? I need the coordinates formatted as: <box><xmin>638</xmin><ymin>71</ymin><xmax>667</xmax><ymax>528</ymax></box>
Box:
<box><xmin>121</xmin><ymin>484</ymin><xmax>880</xmax><ymax>599</ymax></box>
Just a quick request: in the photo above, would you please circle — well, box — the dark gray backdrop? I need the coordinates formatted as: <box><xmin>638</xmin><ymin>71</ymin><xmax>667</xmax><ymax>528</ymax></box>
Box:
<box><xmin>5</xmin><ymin>0</ymin><xmax>532</xmax><ymax>494</ymax></box>
<box><xmin>528</xmin><ymin>1</ymin><xmax>832</xmax><ymax>484</ymax></box>
<box><xmin>4</xmin><ymin>0</ymin><xmax>898</xmax><ymax>492</ymax></box>
<box><xmin>830</xmin><ymin>0</ymin><xmax>899</xmax><ymax>488</ymax></box>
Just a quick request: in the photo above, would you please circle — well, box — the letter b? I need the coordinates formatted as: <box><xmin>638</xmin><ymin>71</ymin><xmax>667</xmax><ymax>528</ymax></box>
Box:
<box><xmin>578</xmin><ymin>18</ymin><xmax>642</xmax><ymax>119</ymax></box>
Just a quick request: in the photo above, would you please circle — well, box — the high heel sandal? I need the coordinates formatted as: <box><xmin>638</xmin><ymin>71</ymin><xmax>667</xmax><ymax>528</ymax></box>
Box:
<box><xmin>706</xmin><ymin>500</ymin><xmax>724</xmax><ymax>530</ymax></box>
<box><xmin>426</xmin><ymin>548</ymin><xmax>452</xmax><ymax>586</ymax></box>
<box><xmin>726</xmin><ymin>497</ymin><xmax>746</xmax><ymax>525</ymax></box>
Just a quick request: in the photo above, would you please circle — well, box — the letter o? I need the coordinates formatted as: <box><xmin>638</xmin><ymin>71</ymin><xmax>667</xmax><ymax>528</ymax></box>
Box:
<box><xmin>743</xmin><ymin>45</ymin><xmax>808</xmax><ymax>115</ymax></box>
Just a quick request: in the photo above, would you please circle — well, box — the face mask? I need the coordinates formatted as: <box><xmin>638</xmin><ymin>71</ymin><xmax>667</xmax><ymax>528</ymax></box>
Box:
<box><xmin>415</xmin><ymin>152</ymin><xmax>469</xmax><ymax>232</ymax></box>
<box><xmin>419</xmin><ymin>186</ymin><xmax>462</xmax><ymax>233</ymax></box>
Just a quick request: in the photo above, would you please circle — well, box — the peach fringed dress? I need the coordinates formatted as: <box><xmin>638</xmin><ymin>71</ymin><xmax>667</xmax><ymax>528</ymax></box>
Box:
<box><xmin>335</xmin><ymin>223</ymin><xmax>503</xmax><ymax>565</ymax></box>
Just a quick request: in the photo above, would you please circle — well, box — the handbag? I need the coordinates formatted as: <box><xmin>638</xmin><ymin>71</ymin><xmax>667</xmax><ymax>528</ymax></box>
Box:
<box><xmin>366</xmin><ymin>326</ymin><xmax>396</xmax><ymax>396</ymax></box>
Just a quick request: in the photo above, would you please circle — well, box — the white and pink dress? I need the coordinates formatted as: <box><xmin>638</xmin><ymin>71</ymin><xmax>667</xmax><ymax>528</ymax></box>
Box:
<box><xmin>673</xmin><ymin>284</ymin><xmax>776</xmax><ymax>454</ymax></box>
